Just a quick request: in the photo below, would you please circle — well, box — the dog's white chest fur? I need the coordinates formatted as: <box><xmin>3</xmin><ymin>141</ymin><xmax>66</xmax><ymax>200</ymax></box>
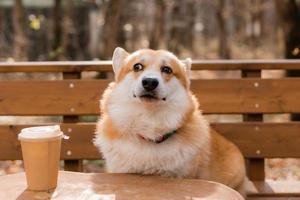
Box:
<box><xmin>96</xmin><ymin>133</ymin><xmax>199</xmax><ymax>177</ymax></box>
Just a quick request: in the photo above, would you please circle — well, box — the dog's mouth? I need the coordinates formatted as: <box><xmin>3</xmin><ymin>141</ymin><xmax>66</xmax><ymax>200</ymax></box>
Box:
<box><xmin>134</xmin><ymin>93</ymin><xmax>166</xmax><ymax>102</ymax></box>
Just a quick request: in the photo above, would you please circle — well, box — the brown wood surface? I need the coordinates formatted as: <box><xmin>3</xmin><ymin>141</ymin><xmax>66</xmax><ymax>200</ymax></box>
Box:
<box><xmin>0</xmin><ymin>123</ymin><xmax>101</xmax><ymax>160</ymax></box>
<box><xmin>1</xmin><ymin>60</ymin><xmax>300</xmax><ymax>72</ymax></box>
<box><xmin>213</xmin><ymin>123</ymin><xmax>300</xmax><ymax>158</ymax></box>
<box><xmin>0</xmin><ymin>171</ymin><xmax>243</xmax><ymax>200</ymax></box>
<box><xmin>62</xmin><ymin>71</ymin><xmax>84</xmax><ymax>172</ymax></box>
<box><xmin>247</xmin><ymin>158</ymin><xmax>265</xmax><ymax>181</ymax></box>
<box><xmin>1</xmin><ymin>122</ymin><xmax>300</xmax><ymax>160</ymax></box>
<box><xmin>0</xmin><ymin>80</ymin><xmax>107</xmax><ymax>115</ymax></box>
<box><xmin>193</xmin><ymin>78</ymin><xmax>300</xmax><ymax>114</ymax></box>
<box><xmin>1</xmin><ymin>78</ymin><xmax>300</xmax><ymax>115</ymax></box>
<box><xmin>241</xmin><ymin>69</ymin><xmax>265</xmax><ymax>181</ymax></box>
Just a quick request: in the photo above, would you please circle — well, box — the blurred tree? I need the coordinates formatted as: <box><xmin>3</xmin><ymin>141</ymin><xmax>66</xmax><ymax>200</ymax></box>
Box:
<box><xmin>217</xmin><ymin>0</ymin><xmax>231</xmax><ymax>59</ymax></box>
<box><xmin>149</xmin><ymin>0</ymin><xmax>165</xmax><ymax>49</ymax></box>
<box><xmin>0</xmin><ymin>0</ymin><xmax>289</xmax><ymax>61</ymax></box>
<box><xmin>250</xmin><ymin>0</ymin><xmax>263</xmax><ymax>57</ymax></box>
<box><xmin>50</xmin><ymin>0</ymin><xmax>62</xmax><ymax>60</ymax></box>
<box><xmin>168</xmin><ymin>0</ymin><xmax>196</xmax><ymax>55</ymax></box>
<box><xmin>276</xmin><ymin>0</ymin><xmax>300</xmax><ymax>120</ymax></box>
<box><xmin>277</xmin><ymin>0</ymin><xmax>300</xmax><ymax>60</ymax></box>
<box><xmin>61</xmin><ymin>0</ymin><xmax>77</xmax><ymax>60</ymax></box>
<box><xmin>185</xmin><ymin>0</ymin><xmax>196</xmax><ymax>52</ymax></box>
<box><xmin>116</xmin><ymin>0</ymin><xmax>129</xmax><ymax>51</ymax></box>
<box><xmin>13</xmin><ymin>0</ymin><xmax>27</xmax><ymax>61</ymax></box>
<box><xmin>76</xmin><ymin>3</ymin><xmax>90</xmax><ymax>60</ymax></box>
<box><xmin>0</xmin><ymin>8</ymin><xmax>4</xmax><ymax>57</ymax></box>
<box><xmin>101</xmin><ymin>0</ymin><xmax>125</xmax><ymax>59</ymax></box>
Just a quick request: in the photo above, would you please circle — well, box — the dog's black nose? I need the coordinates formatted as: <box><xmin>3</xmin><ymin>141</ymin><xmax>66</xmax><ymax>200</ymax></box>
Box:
<box><xmin>142</xmin><ymin>77</ymin><xmax>159</xmax><ymax>91</ymax></box>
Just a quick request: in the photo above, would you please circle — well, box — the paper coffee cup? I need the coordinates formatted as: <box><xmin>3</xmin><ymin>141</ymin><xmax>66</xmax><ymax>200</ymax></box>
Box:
<box><xmin>18</xmin><ymin>125</ymin><xmax>63</xmax><ymax>191</ymax></box>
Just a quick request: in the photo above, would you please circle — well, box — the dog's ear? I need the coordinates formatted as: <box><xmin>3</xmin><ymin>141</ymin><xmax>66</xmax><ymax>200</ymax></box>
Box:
<box><xmin>112</xmin><ymin>47</ymin><xmax>129</xmax><ymax>78</ymax></box>
<box><xmin>182</xmin><ymin>58</ymin><xmax>192</xmax><ymax>77</ymax></box>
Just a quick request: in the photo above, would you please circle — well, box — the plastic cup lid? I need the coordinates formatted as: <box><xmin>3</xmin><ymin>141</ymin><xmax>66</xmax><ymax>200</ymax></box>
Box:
<box><xmin>18</xmin><ymin>125</ymin><xmax>63</xmax><ymax>141</ymax></box>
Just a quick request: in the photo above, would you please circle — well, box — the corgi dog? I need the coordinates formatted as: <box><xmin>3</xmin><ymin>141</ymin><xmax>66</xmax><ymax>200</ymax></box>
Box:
<box><xmin>94</xmin><ymin>47</ymin><xmax>246</xmax><ymax>194</ymax></box>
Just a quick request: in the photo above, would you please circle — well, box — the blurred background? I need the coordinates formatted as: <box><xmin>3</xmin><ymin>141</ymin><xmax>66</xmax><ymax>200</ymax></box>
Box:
<box><xmin>0</xmin><ymin>0</ymin><xmax>300</xmax><ymax>61</ymax></box>
<box><xmin>1</xmin><ymin>0</ymin><xmax>300</xmax><ymax>180</ymax></box>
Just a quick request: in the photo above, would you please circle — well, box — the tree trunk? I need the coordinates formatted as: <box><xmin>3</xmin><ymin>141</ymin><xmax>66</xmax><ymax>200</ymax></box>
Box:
<box><xmin>13</xmin><ymin>0</ymin><xmax>27</xmax><ymax>61</ymax></box>
<box><xmin>50</xmin><ymin>0</ymin><xmax>62</xmax><ymax>60</ymax></box>
<box><xmin>217</xmin><ymin>0</ymin><xmax>231</xmax><ymax>59</ymax></box>
<box><xmin>167</xmin><ymin>0</ymin><xmax>181</xmax><ymax>54</ymax></box>
<box><xmin>185</xmin><ymin>0</ymin><xmax>196</xmax><ymax>52</ymax></box>
<box><xmin>76</xmin><ymin>4</ymin><xmax>90</xmax><ymax>60</ymax></box>
<box><xmin>168</xmin><ymin>0</ymin><xmax>197</xmax><ymax>55</ymax></box>
<box><xmin>149</xmin><ymin>0</ymin><xmax>165</xmax><ymax>49</ymax></box>
<box><xmin>277</xmin><ymin>0</ymin><xmax>300</xmax><ymax>60</ymax></box>
<box><xmin>276</xmin><ymin>0</ymin><xmax>300</xmax><ymax>120</ymax></box>
<box><xmin>101</xmin><ymin>0</ymin><xmax>125</xmax><ymax>59</ymax></box>
<box><xmin>61</xmin><ymin>0</ymin><xmax>78</xmax><ymax>60</ymax></box>
<box><xmin>0</xmin><ymin>8</ymin><xmax>4</xmax><ymax>58</ymax></box>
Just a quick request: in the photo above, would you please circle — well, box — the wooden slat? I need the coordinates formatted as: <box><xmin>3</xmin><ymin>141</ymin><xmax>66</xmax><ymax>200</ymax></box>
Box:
<box><xmin>0</xmin><ymin>123</ymin><xmax>101</xmax><ymax>160</ymax></box>
<box><xmin>193</xmin><ymin>78</ymin><xmax>300</xmax><ymax>114</ymax></box>
<box><xmin>212</xmin><ymin>122</ymin><xmax>300</xmax><ymax>158</ymax></box>
<box><xmin>1</xmin><ymin>78</ymin><xmax>300</xmax><ymax>115</ymax></box>
<box><xmin>1</xmin><ymin>122</ymin><xmax>300</xmax><ymax>160</ymax></box>
<box><xmin>248</xmin><ymin>180</ymin><xmax>300</xmax><ymax>197</ymax></box>
<box><xmin>1</xmin><ymin>60</ymin><xmax>300</xmax><ymax>72</ymax></box>
<box><xmin>0</xmin><ymin>61</ymin><xmax>113</xmax><ymax>72</ymax></box>
<box><xmin>247</xmin><ymin>158</ymin><xmax>265</xmax><ymax>181</ymax></box>
<box><xmin>192</xmin><ymin>59</ymin><xmax>300</xmax><ymax>70</ymax></box>
<box><xmin>242</xmin><ymin>69</ymin><xmax>265</xmax><ymax>181</ymax></box>
<box><xmin>62</xmin><ymin>72</ymin><xmax>83</xmax><ymax>172</ymax></box>
<box><xmin>0</xmin><ymin>80</ymin><xmax>107</xmax><ymax>115</ymax></box>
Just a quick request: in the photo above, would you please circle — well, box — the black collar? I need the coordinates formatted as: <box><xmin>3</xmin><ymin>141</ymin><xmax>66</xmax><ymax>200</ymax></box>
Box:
<box><xmin>139</xmin><ymin>130</ymin><xmax>177</xmax><ymax>144</ymax></box>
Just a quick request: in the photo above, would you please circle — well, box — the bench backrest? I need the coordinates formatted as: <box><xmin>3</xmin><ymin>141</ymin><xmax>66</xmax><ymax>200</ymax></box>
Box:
<box><xmin>1</xmin><ymin>60</ymin><xmax>300</xmax><ymax>180</ymax></box>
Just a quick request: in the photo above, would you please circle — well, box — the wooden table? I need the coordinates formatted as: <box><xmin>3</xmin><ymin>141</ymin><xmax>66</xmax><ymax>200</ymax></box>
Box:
<box><xmin>0</xmin><ymin>171</ymin><xmax>243</xmax><ymax>200</ymax></box>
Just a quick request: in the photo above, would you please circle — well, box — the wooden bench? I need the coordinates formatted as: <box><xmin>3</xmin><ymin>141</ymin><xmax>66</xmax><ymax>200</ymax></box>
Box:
<box><xmin>1</xmin><ymin>60</ymin><xmax>300</xmax><ymax>199</ymax></box>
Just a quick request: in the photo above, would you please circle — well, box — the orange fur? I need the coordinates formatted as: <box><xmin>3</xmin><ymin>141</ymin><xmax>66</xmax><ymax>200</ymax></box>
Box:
<box><xmin>102</xmin><ymin>116</ymin><xmax>120</xmax><ymax>140</ymax></box>
<box><xmin>116</xmin><ymin>49</ymin><xmax>189</xmax><ymax>88</ymax></box>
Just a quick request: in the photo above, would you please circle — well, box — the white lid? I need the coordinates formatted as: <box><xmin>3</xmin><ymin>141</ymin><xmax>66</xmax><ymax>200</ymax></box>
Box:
<box><xmin>18</xmin><ymin>125</ymin><xmax>63</xmax><ymax>141</ymax></box>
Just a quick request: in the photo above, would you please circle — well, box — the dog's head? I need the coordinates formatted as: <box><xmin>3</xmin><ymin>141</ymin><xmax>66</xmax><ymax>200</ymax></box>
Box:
<box><xmin>111</xmin><ymin>47</ymin><xmax>192</xmax><ymax>105</ymax></box>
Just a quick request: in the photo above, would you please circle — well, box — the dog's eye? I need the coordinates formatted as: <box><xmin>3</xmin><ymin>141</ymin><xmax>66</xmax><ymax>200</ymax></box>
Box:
<box><xmin>133</xmin><ymin>63</ymin><xmax>144</xmax><ymax>72</ymax></box>
<box><xmin>161</xmin><ymin>66</ymin><xmax>173</xmax><ymax>74</ymax></box>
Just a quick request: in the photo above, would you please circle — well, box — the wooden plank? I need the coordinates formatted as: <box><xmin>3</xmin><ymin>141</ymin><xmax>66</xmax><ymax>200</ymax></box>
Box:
<box><xmin>1</xmin><ymin>78</ymin><xmax>300</xmax><ymax>115</ymax></box>
<box><xmin>0</xmin><ymin>80</ymin><xmax>107</xmax><ymax>115</ymax></box>
<box><xmin>242</xmin><ymin>69</ymin><xmax>265</xmax><ymax>181</ymax></box>
<box><xmin>212</xmin><ymin>122</ymin><xmax>300</xmax><ymax>158</ymax></box>
<box><xmin>1</xmin><ymin>60</ymin><xmax>300</xmax><ymax>72</ymax></box>
<box><xmin>193</xmin><ymin>78</ymin><xmax>300</xmax><ymax>114</ymax></box>
<box><xmin>192</xmin><ymin>60</ymin><xmax>300</xmax><ymax>70</ymax></box>
<box><xmin>0</xmin><ymin>123</ymin><xmax>101</xmax><ymax>160</ymax></box>
<box><xmin>248</xmin><ymin>180</ymin><xmax>300</xmax><ymax>197</ymax></box>
<box><xmin>63</xmin><ymin>71</ymin><xmax>84</xmax><ymax>172</ymax></box>
<box><xmin>247</xmin><ymin>158</ymin><xmax>265</xmax><ymax>181</ymax></box>
<box><xmin>0</xmin><ymin>61</ymin><xmax>113</xmax><ymax>72</ymax></box>
<box><xmin>1</xmin><ymin>122</ymin><xmax>300</xmax><ymax>160</ymax></box>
